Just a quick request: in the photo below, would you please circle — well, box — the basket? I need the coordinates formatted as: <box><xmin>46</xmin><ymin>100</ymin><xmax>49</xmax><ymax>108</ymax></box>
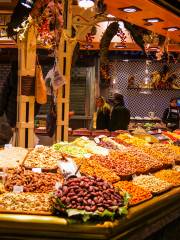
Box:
<box><xmin>21</xmin><ymin>76</ymin><xmax>35</xmax><ymax>96</ymax></box>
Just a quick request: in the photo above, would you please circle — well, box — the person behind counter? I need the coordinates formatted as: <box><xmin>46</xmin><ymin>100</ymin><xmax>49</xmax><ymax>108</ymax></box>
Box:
<box><xmin>162</xmin><ymin>98</ymin><xmax>179</xmax><ymax>131</ymax></box>
<box><xmin>95</xmin><ymin>96</ymin><xmax>111</xmax><ymax>130</ymax></box>
<box><xmin>110</xmin><ymin>93</ymin><xmax>130</xmax><ymax>131</ymax></box>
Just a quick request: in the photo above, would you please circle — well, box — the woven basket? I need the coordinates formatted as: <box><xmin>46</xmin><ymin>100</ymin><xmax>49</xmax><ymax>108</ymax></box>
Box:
<box><xmin>21</xmin><ymin>76</ymin><xmax>35</xmax><ymax>96</ymax></box>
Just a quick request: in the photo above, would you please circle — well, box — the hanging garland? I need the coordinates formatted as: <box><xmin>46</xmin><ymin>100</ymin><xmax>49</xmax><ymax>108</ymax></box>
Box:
<box><xmin>99</xmin><ymin>21</ymin><xmax>119</xmax><ymax>86</ymax></box>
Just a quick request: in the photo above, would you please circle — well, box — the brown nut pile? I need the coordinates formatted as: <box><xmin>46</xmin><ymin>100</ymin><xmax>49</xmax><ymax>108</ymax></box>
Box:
<box><xmin>132</xmin><ymin>175</ymin><xmax>173</xmax><ymax>195</ymax></box>
<box><xmin>24</xmin><ymin>146</ymin><xmax>62</xmax><ymax>169</ymax></box>
<box><xmin>0</xmin><ymin>192</ymin><xmax>51</xmax><ymax>214</ymax></box>
<box><xmin>74</xmin><ymin>158</ymin><xmax>120</xmax><ymax>183</ymax></box>
<box><xmin>154</xmin><ymin>170</ymin><xmax>180</xmax><ymax>187</ymax></box>
<box><xmin>114</xmin><ymin>181</ymin><xmax>152</xmax><ymax>206</ymax></box>
<box><xmin>5</xmin><ymin>168</ymin><xmax>63</xmax><ymax>193</ymax></box>
<box><xmin>53</xmin><ymin>176</ymin><xmax>124</xmax><ymax>213</ymax></box>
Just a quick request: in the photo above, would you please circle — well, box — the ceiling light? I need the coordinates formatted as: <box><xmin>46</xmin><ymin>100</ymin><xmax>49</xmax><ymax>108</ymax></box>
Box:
<box><xmin>21</xmin><ymin>0</ymin><xmax>34</xmax><ymax>9</ymax></box>
<box><xmin>78</xmin><ymin>0</ymin><xmax>95</xmax><ymax>9</ymax></box>
<box><xmin>119</xmin><ymin>6</ymin><xmax>141</xmax><ymax>13</ymax></box>
<box><xmin>144</xmin><ymin>18</ymin><xmax>163</xmax><ymax>23</ymax></box>
<box><xmin>164</xmin><ymin>27</ymin><xmax>179</xmax><ymax>32</ymax></box>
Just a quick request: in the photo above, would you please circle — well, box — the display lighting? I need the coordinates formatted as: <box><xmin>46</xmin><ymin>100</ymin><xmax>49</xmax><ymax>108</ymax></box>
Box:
<box><xmin>78</xmin><ymin>0</ymin><xmax>95</xmax><ymax>9</ymax></box>
<box><xmin>164</xmin><ymin>27</ymin><xmax>179</xmax><ymax>32</ymax></box>
<box><xmin>144</xmin><ymin>18</ymin><xmax>163</xmax><ymax>23</ymax></box>
<box><xmin>21</xmin><ymin>0</ymin><xmax>34</xmax><ymax>9</ymax></box>
<box><xmin>115</xmin><ymin>44</ymin><xmax>126</xmax><ymax>49</ymax></box>
<box><xmin>119</xmin><ymin>6</ymin><xmax>141</xmax><ymax>13</ymax></box>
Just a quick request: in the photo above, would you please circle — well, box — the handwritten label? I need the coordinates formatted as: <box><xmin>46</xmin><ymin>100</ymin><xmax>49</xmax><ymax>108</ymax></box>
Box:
<box><xmin>13</xmin><ymin>185</ymin><xmax>24</xmax><ymax>193</ymax></box>
<box><xmin>32</xmin><ymin>168</ymin><xmax>42</xmax><ymax>173</ymax></box>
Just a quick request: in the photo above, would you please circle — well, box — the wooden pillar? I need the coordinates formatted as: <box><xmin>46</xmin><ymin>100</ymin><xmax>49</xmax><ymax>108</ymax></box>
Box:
<box><xmin>17</xmin><ymin>25</ymin><xmax>36</xmax><ymax>148</ymax></box>
<box><xmin>56</xmin><ymin>0</ymin><xmax>77</xmax><ymax>142</ymax></box>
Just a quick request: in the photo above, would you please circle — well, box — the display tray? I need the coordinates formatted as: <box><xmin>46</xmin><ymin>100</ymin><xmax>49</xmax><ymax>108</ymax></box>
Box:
<box><xmin>0</xmin><ymin>209</ymin><xmax>52</xmax><ymax>216</ymax></box>
<box><xmin>0</xmin><ymin>187</ymin><xmax>179</xmax><ymax>240</ymax></box>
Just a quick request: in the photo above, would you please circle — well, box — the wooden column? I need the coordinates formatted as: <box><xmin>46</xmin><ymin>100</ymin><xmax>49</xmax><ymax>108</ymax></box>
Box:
<box><xmin>56</xmin><ymin>0</ymin><xmax>77</xmax><ymax>142</ymax></box>
<box><xmin>17</xmin><ymin>25</ymin><xmax>36</xmax><ymax>148</ymax></box>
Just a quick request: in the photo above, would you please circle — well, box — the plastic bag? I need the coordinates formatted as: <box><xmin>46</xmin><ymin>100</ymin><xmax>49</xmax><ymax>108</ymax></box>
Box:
<box><xmin>45</xmin><ymin>62</ymin><xmax>65</xmax><ymax>93</ymax></box>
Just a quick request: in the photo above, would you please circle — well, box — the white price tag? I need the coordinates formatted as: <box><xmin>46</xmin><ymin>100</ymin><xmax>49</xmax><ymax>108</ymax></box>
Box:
<box><xmin>4</xmin><ymin>144</ymin><xmax>12</xmax><ymax>149</ymax></box>
<box><xmin>157</xmin><ymin>129</ymin><xmax>162</xmax><ymax>133</ymax></box>
<box><xmin>32</xmin><ymin>168</ymin><xmax>42</xmax><ymax>173</ymax></box>
<box><xmin>13</xmin><ymin>185</ymin><xmax>24</xmax><ymax>193</ymax></box>
<box><xmin>55</xmin><ymin>181</ymin><xmax>62</xmax><ymax>190</ymax></box>
<box><xmin>94</xmin><ymin>137</ymin><xmax>100</xmax><ymax>144</ymax></box>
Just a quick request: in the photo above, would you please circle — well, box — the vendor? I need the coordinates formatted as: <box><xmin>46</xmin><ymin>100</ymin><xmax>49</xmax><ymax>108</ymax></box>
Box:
<box><xmin>162</xmin><ymin>98</ymin><xmax>179</xmax><ymax>131</ymax></box>
<box><xmin>110</xmin><ymin>93</ymin><xmax>130</xmax><ymax>131</ymax></box>
<box><xmin>95</xmin><ymin>96</ymin><xmax>111</xmax><ymax>130</ymax></box>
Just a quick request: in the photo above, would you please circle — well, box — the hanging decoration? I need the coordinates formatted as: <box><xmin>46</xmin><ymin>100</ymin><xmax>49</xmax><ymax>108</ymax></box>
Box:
<box><xmin>82</xmin><ymin>32</ymin><xmax>95</xmax><ymax>49</ymax></box>
<box><xmin>100</xmin><ymin>21</ymin><xmax>119</xmax><ymax>86</ymax></box>
<box><xmin>31</xmin><ymin>0</ymin><xmax>64</xmax><ymax>49</ymax></box>
<box><xmin>116</xmin><ymin>27</ymin><xmax>126</xmax><ymax>48</ymax></box>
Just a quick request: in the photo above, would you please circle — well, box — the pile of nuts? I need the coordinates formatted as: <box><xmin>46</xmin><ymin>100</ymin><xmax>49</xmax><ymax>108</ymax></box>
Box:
<box><xmin>132</xmin><ymin>175</ymin><xmax>173</xmax><ymax>195</ymax></box>
<box><xmin>5</xmin><ymin>168</ymin><xmax>63</xmax><ymax>193</ymax></box>
<box><xmin>74</xmin><ymin>158</ymin><xmax>120</xmax><ymax>183</ymax></box>
<box><xmin>24</xmin><ymin>146</ymin><xmax>62</xmax><ymax>169</ymax></box>
<box><xmin>0</xmin><ymin>192</ymin><xmax>51</xmax><ymax>214</ymax></box>
<box><xmin>114</xmin><ymin>181</ymin><xmax>152</xmax><ymax>206</ymax></box>
<box><xmin>53</xmin><ymin>176</ymin><xmax>124</xmax><ymax>213</ymax></box>
<box><xmin>154</xmin><ymin>170</ymin><xmax>180</xmax><ymax>187</ymax></box>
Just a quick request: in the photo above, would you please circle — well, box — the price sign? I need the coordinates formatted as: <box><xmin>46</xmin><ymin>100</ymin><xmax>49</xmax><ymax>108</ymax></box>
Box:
<box><xmin>32</xmin><ymin>168</ymin><xmax>42</xmax><ymax>173</ymax></box>
<box><xmin>4</xmin><ymin>144</ymin><xmax>12</xmax><ymax>149</ymax></box>
<box><xmin>13</xmin><ymin>185</ymin><xmax>24</xmax><ymax>193</ymax></box>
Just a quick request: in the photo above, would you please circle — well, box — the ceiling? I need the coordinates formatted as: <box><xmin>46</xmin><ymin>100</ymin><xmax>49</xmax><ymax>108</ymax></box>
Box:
<box><xmin>104</xmin><ymin>0</ymin><xmax>180</xmax><ymax>43</ymax></box>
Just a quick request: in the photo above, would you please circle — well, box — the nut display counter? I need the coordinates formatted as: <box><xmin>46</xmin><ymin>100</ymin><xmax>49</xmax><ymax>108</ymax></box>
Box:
<box><xmin>0</xmin><ymin>187</ymin><xmax>179</xmax><ymax>240</ymax></box>
<box><xmin>0</xmin><ymin>134</ymin><xmax>180</xmax><ymax>240</ymax></box>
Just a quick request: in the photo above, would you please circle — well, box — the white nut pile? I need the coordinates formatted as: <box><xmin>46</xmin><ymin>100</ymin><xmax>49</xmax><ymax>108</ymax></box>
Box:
<box><xmin>132</xmin><ymin>175</ymin><xmax>173</xmax><ymax>195</ymax></box>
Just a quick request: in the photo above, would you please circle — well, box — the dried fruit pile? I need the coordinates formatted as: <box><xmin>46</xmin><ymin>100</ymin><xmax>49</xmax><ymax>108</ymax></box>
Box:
<box><xmin>52</xmin><ymin>176</ymin><xmax>128</xmax><ymax>221</ymax></box>
<box><xmin>114</xmin><ymin>181</ymin><xmax>152</xmax><ymax>206</ymax></box>
<box><xmin>0</xmin><ymin>192</ymin><xmax>51</xmax><ymax>214</ymax></box>
<box><xmin>154</xmin><ymin>170</ymin><xmax>180</xmax><ymax>187</ymax></box>
<box><xmin>74</xmin><ymin>158</ymin><xmax>120</xmax><ymax>183</ymax></box>
<box><xmin>132</xmin><ymin>175</ymin><xmax>173</xmax><ymax>195</ymax></box>
<box><xmin>5</xmin><ymin>168</ymin><xmax>63</xmax><ymax>193</ymax></box>
<box><xmin>53</xmin><ymin>143</ymin><xmax>89</xmax><ymax>158</ymax></box>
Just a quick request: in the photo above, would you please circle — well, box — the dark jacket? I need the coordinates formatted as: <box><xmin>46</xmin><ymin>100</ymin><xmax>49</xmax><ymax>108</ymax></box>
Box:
<box><xmin>162</xmin><ymin>107</ymin><xmax>179</xmax><ymax>131</ymax></box>
<box><xmin>110</xmin><ymin>104</ymin><xmax>130</xmax><ymax>131</ymax></box>
<box><xmin>96</xmin><ymin>108</ymin><xmax>110</xmax><ymax>130</ymax></box>
<box><xmin>0</xmin><ymin>62</ymin><xmax>18</xmax><ymax>127</ymax></box>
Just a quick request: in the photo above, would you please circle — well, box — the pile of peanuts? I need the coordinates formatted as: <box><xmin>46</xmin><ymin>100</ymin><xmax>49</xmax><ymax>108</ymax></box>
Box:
<box><xmin>74</xmin><ymin>158</ymin><xmax>120</xmax><ymax>183</ymax></box>
<box><xmin>132</xmin><ymin>175</ymin><xmax>173</xmax><ymax>195</ymax></box>
<box><xmin>114</xmin><ymin>181</ymin><xmax>152</xmax><ymax>206</ymax></box>
<box><xmin>53</xmin><ymin>176</ymin><xmax>124</xmax><ymax>213</ymax></box>
<box><xmin>154</xmin><ymin>170</ymin><xmax>180</xmax><ymax>187</ymax></box>
<box><xmin>5</xmin><ymin>168</ymin><xmax>63</xmax><ymax>193</ymax></box>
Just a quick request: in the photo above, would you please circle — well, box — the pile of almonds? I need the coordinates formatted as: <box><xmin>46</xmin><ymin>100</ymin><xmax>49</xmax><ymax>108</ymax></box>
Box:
<box><xmin>53</xmin><ymin>176</ymin><xmax>124</xmax><ymax>213</ymax></box>
<box><xmin>5</xmin><ymin>168</ymin><xmax>63</xmax><ymax>193</ymax></box>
